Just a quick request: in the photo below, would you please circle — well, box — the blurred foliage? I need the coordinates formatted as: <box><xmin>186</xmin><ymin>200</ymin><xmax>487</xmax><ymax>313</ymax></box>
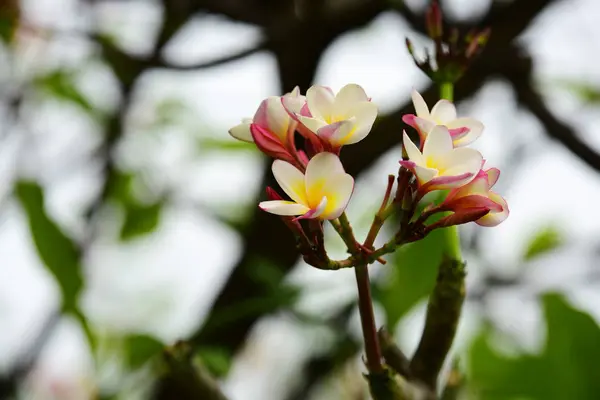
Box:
<box><xmin>523</xmin><ymin>225</ymin><xmax>564</xmax><ymax>261</ymax></box>
<box><xmin>33</xmin><ymin>69</ymin><xmax>101</xmax><ymax>119</ymax></box>
<box><xmin>0</xmin><ymin>0</ymin><xmax>19</xmax><ymax>44</ymax></box>
<box><xmin>15</xmin><ymin>180</ymin><xmax>82</xmax><ymax>313</ymax></box>
<box><xmin>126</xmin><ymin>334</ymin><xmax>164</xmax><ymax>369</ymax></box>
<box><xmin>557</xmin><ymin>80</ymin><xmax>600</xmax><ymax>104</ymax></box>
<box><xmin>196</xmin><ymin>347</ymin><xmax>232</xmax><ymax>378</ymax></box>
<box><xmin>106</xmin><ymin>171</ymin><xmax>165</xmax><ymax>241</ymax></box>
<box><xmin>375</xmin><ymin>228</ymin><xmax>448</xmax><ymax>331</ymax></box>
<box><xmin>469</xmin><ymin>293</ymin><xmax>600</xmax><ymax>400</ymax></box>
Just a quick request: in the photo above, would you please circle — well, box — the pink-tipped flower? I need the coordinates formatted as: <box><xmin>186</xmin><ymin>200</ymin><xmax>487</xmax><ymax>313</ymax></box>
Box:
<box><xmin>259</xmin><ymin>152</ymin><xmax>354</xmax><ymax>220</ymax></box>
<box><xmin>400</xmin><ymin>126</ymin><xmax>482</xmax><ymax>194</ymax></box>
<box><xmin>228</xmin><ymin>87</ymin><xmax>305</xmax><ymax>163</ymax></box>
<box><xmin>403</xmin><ymin>89</ymin><xmax>483</xmax><ymax>147</ymax></box>
<box><xmin>441</xmin><ymin>167</ymin><xmax>509</xmax><ymax>227</ymax></box>
<box><xmin>290</xmin><ymin>84</ymin><xmax>378</xmax><ymax>149</ymax></box>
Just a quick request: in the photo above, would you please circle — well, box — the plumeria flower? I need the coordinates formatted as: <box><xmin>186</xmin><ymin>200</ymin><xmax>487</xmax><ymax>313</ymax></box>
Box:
<box><xmin>441</xmin><ymin>167</ymin><xmax>509</xmax><ymax>226</ymax></box>
<box><xmin>228</xmin><ymin>87</ymin><xmax>305</xmax><ymax>164</ymax></box>
<box><xmin>259</xmin><ymin>152</ymin><xmax>354</xmax><ymax>220</ymax></box>
<box><xmin>400</xmin><ymin>126</ymin><xmax>482</xmax><ymax>194</ymax></box>
<box><xmin>289</xmin><ymin>84</ymin><xmax>378</xmax><ymax>149</ymax></box>
<box><xmin>403</xmin><ymin>89</ymin><xmax>483</xmax><ymax>147</ymax></box>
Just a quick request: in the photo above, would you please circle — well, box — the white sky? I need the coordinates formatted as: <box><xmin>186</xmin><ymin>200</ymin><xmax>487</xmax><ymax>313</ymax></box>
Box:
<box><xmin>3</xmin><ymin>0</ymin><xmax>600</xmax><ymax>399</ymax></box>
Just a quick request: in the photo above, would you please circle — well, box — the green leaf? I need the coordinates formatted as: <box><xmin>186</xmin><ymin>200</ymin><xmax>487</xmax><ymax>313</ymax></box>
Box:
<box><xmin>199</xmin><ymin>138</ymin><xmax>254</xmax><ymax>152</ymax></box>
<box><xmin>15</xmin><ymin>181</ymin><xmax>82</xmax><ymax>313</ymax></box>
<box><xmin>374</xmin><ymin>228</ymin><xmax>448</xmax><ymax>330</ymax></box>
<box><xmin>119</xmin><ymin>200</ymin><xmax>163</xmax><ymax>241</ymax></box>
<box><xmin>34</xmin><ymin>69</ymin><xmax>96</xmax><ymax>116</ymax></box>
<box><xmin>196</xmin><ymin>347</ymin><xmax>232</xmax><ymax>378</ymax></box>
<box><xmin>126</xmin><ymin>334</ymin><xmax>164</xmax><ymax>369</ymax></box>
<box><xmin>469</xmin><ymin>293</ymin><xmax>600</xmax><ymax>399</ymax></box>
<box><xmin>523</xmin><ymin>226</ymin><xmax>564</xmax><ymax>261</ymax></box>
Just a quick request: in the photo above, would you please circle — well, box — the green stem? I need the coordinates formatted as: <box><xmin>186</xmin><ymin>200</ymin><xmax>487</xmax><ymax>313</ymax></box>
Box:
<box><xmin>440</xmin><ymin>82</ymin><xmax>454</xmax><ymax>102</ymax></box>
<box><xmin>439</xmin><ymin>81</ymin><xmax>462</xmax><ymax>262</ymax></box>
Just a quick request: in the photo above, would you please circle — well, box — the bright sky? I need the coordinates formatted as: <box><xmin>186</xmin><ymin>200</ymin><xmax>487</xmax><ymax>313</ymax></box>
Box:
<box><xmin>2</xmin><ymin>0</ymin><xmax>600</xmax><ymax>399</ymax></box>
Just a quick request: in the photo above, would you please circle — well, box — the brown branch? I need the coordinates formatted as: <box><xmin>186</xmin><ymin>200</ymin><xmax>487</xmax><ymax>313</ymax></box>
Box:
<box><xmin>503</xmin><ymin>47</ymin><xmax>600</xmax><ymax>172</ymax></box>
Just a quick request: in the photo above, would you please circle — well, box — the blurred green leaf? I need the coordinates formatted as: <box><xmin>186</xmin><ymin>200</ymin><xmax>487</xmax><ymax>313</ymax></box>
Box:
<box><xmin>557</xmin><ymin>80</ymin><xmax>600</xmax><ymax>104</ymax></box>
<box><xmin>199</xmin><ymin>138</ymin><xmax>254</xmax><ymax>152</ymax></box>
<box><xmin>196</xmin><ymin>347</ymin><xmax>232</xmax><ymax>378</ymax></box>
<box><xmin>523</xmin><ymin>226</ymin><xmax>564</xmax><ymax>261</ymax></box>
<box><xmin>120</xmin><ymin>200</ymin><xmax>163</xmax><ymax>241</ymax></box>
<box><xmin>126</xmin><ymin>334</ymin><xmax>164</xmax><ymax>369</ymax></box>
<box><xmin>15</xmin><ymin>181</ymin><xmax>82</xmax><ymax>313</ymax></box>
<box><xmin>0</xmin><ymin>0</ymin><xmax>19</xmax><ymax>43</ymax></box>
<box><xmin>469</xmin><ymin>293</ymin><xmax>600</xmax><ymax>399</ymax></box>
<box><xmin>374</xmin><ymin>228</ymin><xmax>448</xmax><ymax>330</ymax></box>
<box><xmin>34</xmin><ymin>69</ymin><xmax>96</xmax><ymax>116</ymax></box>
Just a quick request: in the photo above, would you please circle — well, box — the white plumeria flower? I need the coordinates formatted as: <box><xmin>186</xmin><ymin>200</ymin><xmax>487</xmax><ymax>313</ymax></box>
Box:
<box><xmin>259</xmin><ymin>152</ymin><xmax>354</xmax><ymax>220</ymax></box>
<box><xmin>228</xmin><ymin>86</ymin><xmax>305</xmax><ymax>143</ymax></box>
<box><xmin>403</xmin><ymin>89</ymin><xmax>483</xmax><ymax>147</ymax></box>
<box><xmin>400</xmin><ymin>126</ymin><xmax>483</xmax><ymax>193</ymax></box>
<box><xmin>294</xmin><ymin>84</ymin><xmax>378</xmax><ymax>148</ymax></box>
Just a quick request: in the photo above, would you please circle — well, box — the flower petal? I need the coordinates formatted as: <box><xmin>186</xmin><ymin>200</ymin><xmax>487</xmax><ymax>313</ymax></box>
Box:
<box><xmin>282</xmin><ymin>89</ymin><xmax>306</xmax><ymax>115</ymax></box>
<box><xmin>320</xmin><ymin>173</ymin><xmax>354</xmax><ymax>219</ymax></box>
<box><xmin>414</xmin><ymin>165</ymin><xmax>438</xmax><ymax>185</ymax></box>
<box><xmin>229</xmin><ymin>122</ymin><xmax>253</xmax><ymax>142</ymax></box>
<box><xmin>476</xmin><ymin>191</ymin><xmax>509</xmax><ymax>227</ymax></box>
<box><xmin>421</xmin><ymin>171</ymin><xmax>474</xmax><ymax>191</ymax></box>
<box><xmin>306</xmin><ymin>86</ymin><xmax>335</xmax><ymax>121</ymax></box>
<box><xmin>414</xmin><ymin>117</ymin><xmax>437</xmax><ymax>136</ymax></box>
<box><xmin>423</xmin><ymin>125</ymin><xmax>453</xmax><ymax>160</ymax></box>
<box><xmin>430</xmin><ymin>100</ymin><xmax>456</xmax><ymax>123</ymax></box>
<box><xmin>296</xmin><ymin>196</ymin><xmax>328</xmax><ymax>220</ymax></box>
<box><xmin>259</xmin><ymin>200</ymin><xmax>310</xmax><ymax>216</ymax></box>
<box><xmin>266</xmin><ymin>97</ymin><xmax>290</xmax><ymax>141</ymax></box>
<box><xmin>335</xmin><ymin>84</ymin><xmax>369</xmax><ymax>115</ymax></box>
<box><xmin>411</xmin><ymin>89</ymin><xmax>430</xmax><ymax>117</ymax></box>
<box><xmin>272</xmin><ymin>160</ymin><xmax>308</xmax><ymax>205</ymax></box>
<box><xmin>298</xmin><ymin>115</ymin><xmax>327</xmax><ymax>134</ymax></box>
<box><xmin>485</xmin><ymin>168</ymin><xmax>500</xmax><ymax>188</ymax></box>
<box><xmin>403</xmin><ymin>131</ymin><xmax>425</xmax><ymax>165</ymax></box>
<box><xmin>317</xmin><ymin>120</ymin><xmax>354</xmax><ymax>144</ymax></box>
<box><xmin>342</xmin><ymin>102</ymin><xmax>378</xmax><ymax>145</ymax></box>
<box><xmin>446</xmin><ymin>117</ymin><xmax>484</xmax><ymax>147</ymax></box>
<box><xmin>305</xmin><ymin>152</ymin><xmax>346</xmax><ymax>207</ymax></box>
<box><xmin>440</xmin><ymin>148</ymin><xmax>483</xmax><ymax>178</ymax></box>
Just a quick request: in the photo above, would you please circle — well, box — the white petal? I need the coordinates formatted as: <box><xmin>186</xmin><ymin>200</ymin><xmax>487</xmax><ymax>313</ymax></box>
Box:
<box><xmin>259</xmin><ymin>200</ymin><xmax>310</xmax><ymax>216</ymax></box>
<box><xmin>423</xmin><ymin>125</ymin><xmax>453</xmax><ymax>159</ymax></box>
<box><xmin>282</xmin><ymin>90</ymin><xmax>306</xmax><ymax>115</ymax></box>
<box><xmin>411</xmin><ymin>89</ymin><xmax>430</xmax><ymax>117</ymax></box>
<box><xmin>305</xmin><ymin>152</ymin><xmax>345</xmax><ymax>206</ymax></box>
<box><xmin>265</xmin><ymin>97</ymin><xmax>290</xmax><ymax>141</ymax></box>
<box><xmin>334</xmin><ymin>84</ymin><xmax>369</xmax><ymax>116</ymax></box>
<box><xmin>414</xmin><ymin>117</ymin><xmax>436</xmax><ymax>136</ymax></box>
<box><xmin>447</xmin><ymin>117</ymin><xmax>484</xmax><ymax>147</ymax></box>
<box><xmin>298</xmin><ymin>115</ymin><xmax>327</xmax><ymax>134</ymax></box>
<box><xmin>414</xmin><ymin>165</ymin><xmax>438</xmax><ymax>184</ymax></box>
<box><xmin>342</xmin><ymin>102</ymin><xmax>378</xmax><ymax>145</ymax></box>
<box><xmin>306</xmin><ymin>196</ymin><xmax>328</xmax><ymax>219</ymax></box>
<box><xmin>272</xmin><ymin>160</ymin><xmax>308</xmax><ymax>205</ymax></box>
<box><xmin>430</xmin><ymin>100</ymin><xmax>457</xmax><ymax>123</ymax></box>
<box><xmin>228</xmin><ymin>122</ymin><xmax>253</xmax><ymax>142</ymax></box>
<box><xmin>441</xmin><ymin>148</ymin><xmax>483</xmax><ymax>177</ymax></box>
<box><xmin>306</xmin><ymin>86</ymin><xmax>335</xmax><ymax>121</ymax></box>
<box><xmin>317</xmin><ymin>120</ymin><xmax>354</xmax><ymax>144</ymax></box>
<box><xmin>320</xmin><ymin>173</ymin><xmax>354</xmax><ymax>219</ymax></box>
<box><xmin>476</xmin><ymin>192</ymin><xmax>509</xmax><ymax>227</ymax></box>
<box><xmin>403</xmin><ymin>131</ymin><xmax>425</xmax><ymax>165</ymax></box>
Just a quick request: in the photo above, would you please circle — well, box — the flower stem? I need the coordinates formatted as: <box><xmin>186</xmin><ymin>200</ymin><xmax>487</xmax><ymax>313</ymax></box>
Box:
<box><xmin>331</xmin><ymin>213</ymin><xmax>383</xmax><ymax>373</ymax></box>
<box><xmin>439</xmin><ymin>81</ymin><xmax>463</xmax><ymax>261</ymax></box>
<box><xmin>440</xmin><ymin>81</ymin><xmax>454</xmax><ymax>102</ymax></box>
<box><xmin>355</xmin><ymin>262</ymin><xmax>384</xmax><ymax>373</ymax></box>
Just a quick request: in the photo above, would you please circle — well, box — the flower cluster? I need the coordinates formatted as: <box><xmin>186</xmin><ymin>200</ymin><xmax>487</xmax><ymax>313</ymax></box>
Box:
<box><xmin>228</xmin><ymin>84</ymin><xmax>508</xmax><ymax>267</ymax></box>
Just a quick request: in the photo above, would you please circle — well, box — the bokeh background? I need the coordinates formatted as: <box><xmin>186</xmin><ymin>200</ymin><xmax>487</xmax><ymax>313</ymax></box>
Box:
<box><xmin>1</xmin><ymin>0</ymin><xmax>600</xmax><ymax>399</ymax></box>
